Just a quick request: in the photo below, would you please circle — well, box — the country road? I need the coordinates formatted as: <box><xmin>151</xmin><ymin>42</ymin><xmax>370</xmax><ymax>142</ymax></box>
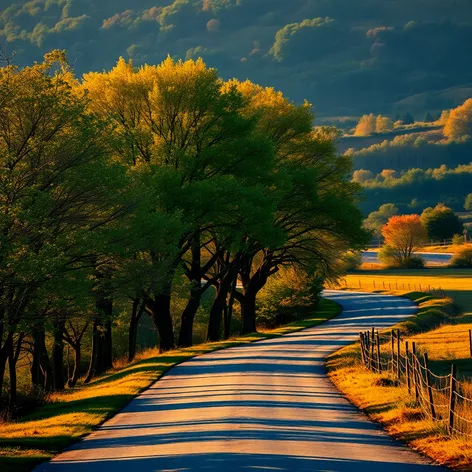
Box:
<box><xmin>36</xmin><ymin>291</ymin><xmax>443</xmax><ymax>472</ymax></box>
<box><xmin>362</xmin><ymin>251</ymin><xmax>453</xmax><ymax>266</ymax></box>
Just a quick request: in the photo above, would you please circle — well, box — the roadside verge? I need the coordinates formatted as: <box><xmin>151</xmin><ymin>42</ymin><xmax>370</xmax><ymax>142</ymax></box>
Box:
<box><xmin>1</xmin><ymin>298</ymin><xmax>340</xmax><ymax>472</ymax></box>
<box><xmin>327</xmin><ymin>291</ymin><xmax>472</xmax><ymax>470</ymax></box>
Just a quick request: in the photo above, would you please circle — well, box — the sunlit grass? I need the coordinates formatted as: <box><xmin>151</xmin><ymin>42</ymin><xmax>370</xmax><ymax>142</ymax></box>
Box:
<box><xmin>328</xmin><ymin>277</ymin><xmax>472</xmax><ymax>470</ymax></box>
<box><xmin>0</xmin><ymin>298</ymin><xmax>339</xmax><ymax>472</ymax></box>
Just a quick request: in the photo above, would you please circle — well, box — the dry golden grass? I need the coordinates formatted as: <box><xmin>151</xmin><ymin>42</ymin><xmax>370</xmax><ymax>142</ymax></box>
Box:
<box><xmin>328</xmin><ymin>274</ymin><xmax>472</xmax><ymax>469</ymax></box>
<box><xmin>0</xmin><ymin>299</ymin><xmax>340</xmax><ymax>472</ymax></box>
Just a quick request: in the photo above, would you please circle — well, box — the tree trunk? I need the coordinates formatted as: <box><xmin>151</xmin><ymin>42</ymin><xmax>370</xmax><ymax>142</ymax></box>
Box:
<box><xmin>52</xmin><ymin>318</ymin><xmax>66</xmax><ymax>391</ymax></box>
<box><xmin>178</xmin><ymin>287</ymin><xmax>201</xmax><ymax>347</ymax></box>
<box><xmin>84</xmin><ymin>296</ymin><xmax>113</xmax><ymax>383</ymax></box>
<box><xmin>224</xmin><ymin>279</ymin><xmax>237</xmax><ymax>339</ymax></box>
<box><xmin>0</xmin><ymin>332</ymin><xmax>13</xmax><ymax>398</ymax></box>
<box><xmin>241</xmin><ymin>288</ymin><xmax>258</xmax><ymax>334</ymax></box>
<box><xmin>67</xmin><ymin>341</ymin><xmax>81</xmax><ymax>388</ymax></box>
<box><xmin>148</xmin><ymin>294</ymin><xmax>175</xmax><ymax>352</ymax></box>
<box><xmin>208</xmin><ymin>279</ymin><xmax>234</xmax><ymax>342</ymax></box>
<box><xmin>8</xmin><ymin>338</ymin><xmax>17</xmax><ymax>408</ymax></box>
<box><xmin>128</xmin><ymin>299</ymin><xmax>142</xmax><ymax>362</ymax></box>
<box><xmin>31</xmin><ymin>325</ymin><xmax>53</xmax><ymax>392</ymax></box>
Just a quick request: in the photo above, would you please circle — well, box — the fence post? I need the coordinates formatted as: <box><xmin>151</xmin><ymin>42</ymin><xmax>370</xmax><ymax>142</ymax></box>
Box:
<box><xmin>396</xmin><ymin>330</ymin><xmax>401</xmax><ymax>379</ymax></box>
<box><xmin>448</xmin><ymin>364</ymin><xmax>457</xmax><ymax>434</ymax></box>
<box><xmin>412</xmin><ymin>342</ymin><xmax>419</xmax><ymax>402</ymax></box>
<box><xmin>406</xmin><ymin>341</ymin><xmax>411</xmax><ymax>394</ymax></box>
<box><xmin>360</xmin><ymin>333</ymin><xmax>366</xmax><ymax>366</ymax></box>
<box><xmin>376</xmin><ymin>333</ymin><xmax>382</xmax><ymax>373</ymax></box>
<box><xmin>391</xmin><ymin>330</ymin><xmax>395</xmax><ymax>374</ymax></box>
<box><xmin>469</xmin><ymin>330</ymin><xmax>472</xmax><ymax>358</ymax></box>
<box><xmin>423</xmin><ymin>353</ymin><xmax>436</xmax><ymax>421</ymax></box>
<box><xmin>371</xmin><ymin>328</ymin><xmax>376</xmax><ymax>371</ymax></box>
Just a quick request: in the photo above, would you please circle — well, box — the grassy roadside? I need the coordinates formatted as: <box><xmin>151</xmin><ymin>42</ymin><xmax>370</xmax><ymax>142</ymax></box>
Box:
<box><xmin>327</xmin><ymin>288</ymin><xmax>472</xmax><ymax>470</ymax></box>
<box><xmin>0</xmin><ymin>298</ymin><xmax>340</xmax><ymax>472</ymax></box>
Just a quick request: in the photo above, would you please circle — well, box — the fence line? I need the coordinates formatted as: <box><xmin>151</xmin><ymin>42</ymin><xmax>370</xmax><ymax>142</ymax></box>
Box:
<box><xmin>359</xmin><ymin>328</ymin><xmax>472</xmax><ymax>437</ymax></box>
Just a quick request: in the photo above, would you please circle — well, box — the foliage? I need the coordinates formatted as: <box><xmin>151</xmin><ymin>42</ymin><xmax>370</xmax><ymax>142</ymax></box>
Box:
<box><xmin>451</xmin><ymin>245</ymin><xmax>472</xmax><ymax>268</ymax></box>
<box><xmin>0</xmin><ymin>51</ymin><xmax>367</xmax><ymax>415</ymax></box>
<box><xmin>257</xmin><ymin>268</ymin><xmax>323</xmax><ymax>327</ymax></box>
<box><xmin>452</xmin><ymin>234</ymin><xmax>465</xmax><ymax>246</ymax></box>
<box><xmin>380</xmin><ymin>214</ymin><xmax>427</xmax><ymax>267</ymax></box>
<box><xmin>444</xmin><ymin>98</ymin><xmax>472</xmax><ymax>140</ymax></box>
<box><xmin>354</xmin><ymin>114</ymin><xmax>376</xmax><ymax>136</ymax></box>
<box><xmin>420</xmin><ymin>204</ymin><xmax>464</xmax><ymax>241</ymax></box>
<box><xmin>1</xmin><ymin>1</ymin><xmax>472</xmax><ymax>117</ymax></box>
<box><xmin>358</xmin><ymin>163</ymin><xmax>472</xmax><ymax>214</ymax></box>
<box><xmin>364</xmin><ymin>203</ymin><xmax>399</xmax><ymax>236</ymax></box>
<box><xmin>465</xmin><ymin>194</ymin><xmax>472</xmax><ymax>211</ymax></box>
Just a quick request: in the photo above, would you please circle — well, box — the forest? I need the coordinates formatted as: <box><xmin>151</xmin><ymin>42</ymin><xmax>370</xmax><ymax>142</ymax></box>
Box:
<box><xmin>345</xmin><ymin>98</ymin><xmax>472</xmax><ymax>214</ymax></box>
<box><xmin>0</xmin><ymin>51</ymin><xmax>367</xmax><ymax>410</ymax></box>
<box><xmin>1</xmin><ymin>0</ymin><xmax>472</xmax><ymax>117</ymax></box>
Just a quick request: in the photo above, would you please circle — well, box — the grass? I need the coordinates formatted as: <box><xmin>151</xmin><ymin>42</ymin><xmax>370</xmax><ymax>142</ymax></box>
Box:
<box><xmin>342</xmin><ymin>269</ymin><xmax>472</xmax><ymax>310</ymax></box>
<box><xmin>0</xmin><ymin>298</ymin><xmax>340</xmax><ymax>472</ymax></box>
<box><xmin>328</xmin><ymin>272</ymin><xmax>472</xmax><ymax>469</ymax></box>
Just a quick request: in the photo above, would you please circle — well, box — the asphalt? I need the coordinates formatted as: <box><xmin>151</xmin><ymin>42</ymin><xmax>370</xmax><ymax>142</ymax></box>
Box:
<box><xmin>35</xmin><ymin>291</ymin><xmax>444</xmax><ymax>472</ymax></box>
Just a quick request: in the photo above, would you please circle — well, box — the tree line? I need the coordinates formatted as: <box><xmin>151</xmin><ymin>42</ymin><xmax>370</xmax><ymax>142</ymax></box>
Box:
<box><xmin>0</xmin><ymin>51</ymin><xmax>367</xmax><ymax>408</ymax></box>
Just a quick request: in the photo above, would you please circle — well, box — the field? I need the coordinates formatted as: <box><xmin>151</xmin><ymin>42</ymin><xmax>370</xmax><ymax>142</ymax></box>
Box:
<box><xmin>0</xmin><ymin>299</ymin><xmax>339</xmax><ymax>472</ymax></box>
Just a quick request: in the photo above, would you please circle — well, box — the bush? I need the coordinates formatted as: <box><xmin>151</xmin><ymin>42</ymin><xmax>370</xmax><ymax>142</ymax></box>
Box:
<box><xmin>257</xmin><ymin>268</ymin><xmax>323</xmax><ymax>328</ymax></box>
<box><xmin>378</xmin><ymin>245</ymin><xmax>425</xmax><ymax>268</ymax></box>
<box><xmin>451</xmin><ymin>245</ymin><xmax>472</xmax><ymax>267</ymax></box>
<box><xmin>337</xmin><ymin>251</ymin><xmax>362</xmax><ymax>272</ymax></box>
<box><xmin>452</xmin><ymin>233</ymin><xmax>464</xmax><ymax>246</ymax></box>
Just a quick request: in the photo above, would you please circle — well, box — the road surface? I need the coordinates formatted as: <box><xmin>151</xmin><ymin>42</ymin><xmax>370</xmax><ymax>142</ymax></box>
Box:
<box><xmin>36</xmin><ymin>291</ymin><xmax>443</xmax><ymax>471</ymax></box>
<box><xmin>362</xmin><ymin>251</ymin><xmax>452</xmax><ymax>266</ymax></box>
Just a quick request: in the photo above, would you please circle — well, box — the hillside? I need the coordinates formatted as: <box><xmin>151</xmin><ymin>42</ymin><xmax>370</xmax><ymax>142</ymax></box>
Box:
<box><xmin>1</xmin><ymin>0</ymin><xmax>472</xmax><ymax>116</ymax></box>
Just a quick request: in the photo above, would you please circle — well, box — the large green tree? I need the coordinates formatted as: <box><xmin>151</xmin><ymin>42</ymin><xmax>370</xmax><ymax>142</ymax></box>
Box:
<box><xmin>420</xmin><ymin>204</ymin><xmax>464</xmax><ymax>241</ymax></box>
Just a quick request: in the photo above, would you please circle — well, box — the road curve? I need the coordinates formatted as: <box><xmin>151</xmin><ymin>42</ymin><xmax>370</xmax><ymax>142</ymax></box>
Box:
<box><xmin>36</xmin><ymin>291</ymin><xmax>443</xmax><ymax>472</ymax></box>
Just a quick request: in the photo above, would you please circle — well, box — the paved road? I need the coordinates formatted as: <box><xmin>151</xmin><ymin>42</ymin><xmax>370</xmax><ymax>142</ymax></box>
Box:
<box><xmin>362</xmin><ymin>251</ymin><xmax>452</xmax><ymax>265</ymax></box>
<box><xmin>36</xmin><ymin>291</ymin><xmax>443</xmax><ymax>472</ymax></box>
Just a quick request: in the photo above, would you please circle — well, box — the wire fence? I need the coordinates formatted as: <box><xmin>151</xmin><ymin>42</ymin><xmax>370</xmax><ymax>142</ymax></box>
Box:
<box><xmin>359</xmin><ymin>328</ymin><xmax>472</xmax><ymax>436</ymax></box>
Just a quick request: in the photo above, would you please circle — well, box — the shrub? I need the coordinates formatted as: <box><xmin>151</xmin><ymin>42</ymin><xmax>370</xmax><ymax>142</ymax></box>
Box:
<box><xmin>257</xmin><ymin>268</ymin><xmax>323</xmax><ymax>327</ymax></box>
<box><xmin>379</xmin><ymin>245</ymin><xmax>425</xmax><ymax>268</ymax></box>
<box><xmin>451</xmin><ymin>245</ymin><xmax>472</xmax><ymax>267</ymax></box>
<box><xmin>337</xmin><ymin>251</ymin><xmax>362</xmax><ymax>272</ymax></box>
<box><xmin>452</xmin><ymin>233</ymin><xmax>464</xmax><ymax>246</ymax></box>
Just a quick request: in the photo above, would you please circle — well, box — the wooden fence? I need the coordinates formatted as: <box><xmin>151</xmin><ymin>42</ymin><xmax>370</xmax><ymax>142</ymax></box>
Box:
<box><xmin>359</xmin><ymin>328</ymin><xmax>472</xmax><ymax>436</ymax></box>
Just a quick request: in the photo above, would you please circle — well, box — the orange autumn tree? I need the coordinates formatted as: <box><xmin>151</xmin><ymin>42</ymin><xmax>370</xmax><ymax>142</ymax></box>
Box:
<box><xmin>380</xmin><ymin>214</ymin><xmax>428</xmax><ymax>267</ymax></box>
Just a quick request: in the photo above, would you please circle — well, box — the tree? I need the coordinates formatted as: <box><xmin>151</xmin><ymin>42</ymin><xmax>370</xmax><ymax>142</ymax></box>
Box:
<box><xmin>226</xmin><ymin>80</ymin><xmax>369</xmax><ymax>334</ymax></box>
<box><xmin>83</xmin><ymin>57</ymin><xmax>276</xmax><ymax>349</ymax></box>
<box><xmin>465</xmin><ymin>193</ymin><xmax>472</xmax><ymax>211</ymax></box>
<box><xmin>376</xmin><ymin>115</ymin><xmax>394</xmax><ymax>133</ymax></box>
<box><xmin>402</xmin><ymin>112</ymin><xmax>415</xmax><ymax>125</ymax></box>
<box><xmin>381</xmin><ymin>215</ymin><xmax>427</xmax><ymax>265</ymax></box>
<box><xmin>364</xmin><ymin>203</ymin><xmax>399</xmax><ymax>236</ymax></box>
<box><xmin>444</xmin><ymin>98</ymin><xmax>472</xmax><ymax>140</ymax></box>
<box><xmin>352</xmin><ymin>169</ymin><xmax>374</xmax><ymax>183</ymax></box>
<box><xmin>354</xmin><ymin>114</ymin><xmax>376</xmax><ymax>136</ymax></box>
<box><xmin>424</xmin><ymin>112</ymin><xmax>435</xmax><ymax>122</ymax></box>
<box><xmin>420</xmin><ymin>204</ymin><xmax>464</xmax><ymax>241</ymax></box>
<box><xmin>0</xmin><ymin>51</ymin><xmax>127</xmax><ymax>398</ymax></box>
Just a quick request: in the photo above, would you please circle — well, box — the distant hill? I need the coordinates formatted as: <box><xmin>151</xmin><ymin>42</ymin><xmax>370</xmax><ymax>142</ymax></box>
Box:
<box><xmin>337</xmin><ymin>125</ymin><xmax>443</xmax><ymax>154</ymax></box>
<box><xmin>1</xmin><ymin>0</ymin><xmax>472</xmax><ymax>116</ymax></box>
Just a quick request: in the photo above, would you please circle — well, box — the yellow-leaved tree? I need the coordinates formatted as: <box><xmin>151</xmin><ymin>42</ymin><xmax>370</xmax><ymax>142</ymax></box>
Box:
<box><xmin>354</xmin><ymin>114</ymin><xmax>376</xmax><ymax>136</ymax></box>
<box><xmin>444</xmin><ymin>98</ymin><xmax>472</xmax><ymax>140</ymax></box>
